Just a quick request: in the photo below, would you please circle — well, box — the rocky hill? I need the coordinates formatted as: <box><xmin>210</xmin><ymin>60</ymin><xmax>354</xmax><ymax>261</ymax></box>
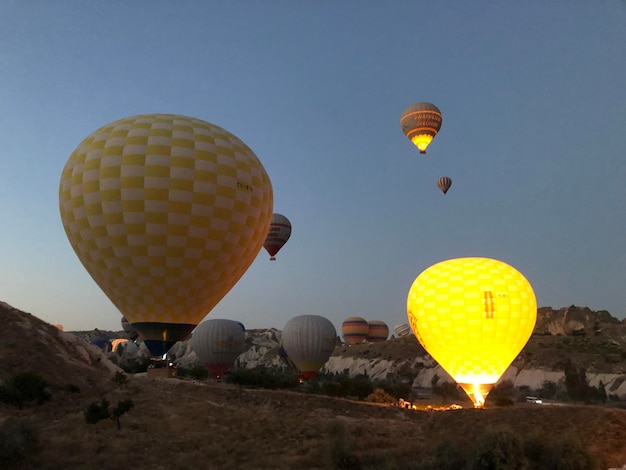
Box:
<box><xmin>67</xmin><ymin>304</ymin><xmax>626</xmax><ymax>401</ymax></box>
<box><xmin>2</xmin><ymin>301</ymin><xmax>626</xmax><ymax>468</ymax></box>
<box><xmin>0</xmin><ymin>301</ymin><xmax>121</xmax><ymax>394</ymax></box>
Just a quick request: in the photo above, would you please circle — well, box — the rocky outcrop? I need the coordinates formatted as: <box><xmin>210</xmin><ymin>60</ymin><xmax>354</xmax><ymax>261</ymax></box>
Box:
<box><xmin>63</xmin><ymin>304</ymin><xmax>626</xmax><ymax>399</ymax></box>
<box><xmin>0</xmin><ymin>301</ymin><xmax>122</xmax><ymax>391</ymax></box>
<box><xmin>535</xmin><ymin>305</ymin><xmax>621</xmax><ymax>336</ymax></box>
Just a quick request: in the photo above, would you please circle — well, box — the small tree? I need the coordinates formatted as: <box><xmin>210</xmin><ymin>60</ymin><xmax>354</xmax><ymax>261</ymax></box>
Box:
<box><xmin>432</xmin><ymin>380</ymin><xmax>463</xmax><ymax>402</ymax></box>
<box><xmin>111</xmin><ymin>400</ymin><xmax>134</xmax><ymax>430</ymax></box>
<box><xmin>563</xmin><ymin>359</ymin><xmax>590</xmax><ymax>403</ymax></box>
<box><xmin>84</xmin><ymin>398</ymin><xmax>111</xmax><ymax>424</ymax></box>
<box><xmin>84</xmin><ymin>398</ymin><xmax>134</xmax><ymax>430</ymax></box>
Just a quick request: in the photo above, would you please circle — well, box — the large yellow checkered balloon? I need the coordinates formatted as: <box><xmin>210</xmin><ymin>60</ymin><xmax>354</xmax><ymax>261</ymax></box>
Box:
<box><xmin>59</xmin><ymin>114</ymin><xmax>273</xmax><ymax>356</ymax></box>
<box><xmin>407</xmin><ymin>257</ymin><xmax>536</xmax><ymax>407</ymax></box>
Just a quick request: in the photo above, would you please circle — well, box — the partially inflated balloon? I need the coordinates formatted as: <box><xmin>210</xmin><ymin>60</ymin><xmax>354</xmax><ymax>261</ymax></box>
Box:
<box><xmin>191</xmin><ymin>319</ymin><xmax>246</xmax><ymax>379</ymax></box>
<box><xmin>366</xmin><ymin>320</ymin><xmax>389</xmax><ymax>343</ymax></box>
<box><xmin>280</xmin><ymin>315</ymin><xmax>337</xmax><ymax>379</ymax></box>
<box><xmin>400</xmin><ymin>102</ymin><xmax>442</xmax><ymax>154</ymax></box>
<box><xmin>407</xmin><ymin>257</ymin><xmax>536</xmax><ymax>407</ymax></box>
<box><xmin>393</xmin><ymin>323</ymin><xmax>411</xmax><ymax>337</ymax></box>
<box><xmin>111</xmin><ymin>338</ymin><xmax>129</xmax><ymax>353</ymax></box>
<box><xmin>341</xmin><ymin>316</ymin><xmax>369</xmax><ymax>345</ymax></box>
<box><xmin>59</xmin><ymin>114</ymin><xmax>273</xmax><ymax>356</ymax></box>
<box><xmin>263</xmin><ymin>213</ymin><xmax>291</xmax><ymax>260</ymax></box>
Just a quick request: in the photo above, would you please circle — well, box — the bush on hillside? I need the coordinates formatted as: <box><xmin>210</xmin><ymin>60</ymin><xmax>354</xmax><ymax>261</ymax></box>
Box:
<box><xmin>226</xmin><ymin>365</ymin><xmax>299</xmax><ymax>389</ymax></box>
<box><xmin>0</xmin><ymin>371</ymin><xmax>50</xmax><ymax>408</ymax></box>
<box><xmin>365</xmin><ymin>388</ymin><xmax>395</xmax><ymax>404</ymax></box>
<box><xmin>84</xmin><ymin>398</ymin><xmax>135</xmax><ymax>430</ymax></box>
<box><xmin>177</xmin><ymin>364</ymin><xmax>209</xmax><ymax>380</ymax></box>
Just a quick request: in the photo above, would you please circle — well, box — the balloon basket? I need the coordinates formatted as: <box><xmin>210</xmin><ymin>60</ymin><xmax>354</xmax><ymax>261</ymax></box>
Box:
<box><xmin>147</xmin><ymin>358</ymin><xmax>178</xmax><ymax>378</ymax></box>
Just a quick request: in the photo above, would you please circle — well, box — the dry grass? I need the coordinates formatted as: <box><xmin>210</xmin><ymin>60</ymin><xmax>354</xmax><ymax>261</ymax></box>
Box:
<box><xmin>2</xmin><ymin>376</ymin><xmax>626</xmax><ymax>469</ymax></box>
<box><xmin>3</xmin><ymin>301</ymin><xmax>626</xmax><ymax>469</ymax></box>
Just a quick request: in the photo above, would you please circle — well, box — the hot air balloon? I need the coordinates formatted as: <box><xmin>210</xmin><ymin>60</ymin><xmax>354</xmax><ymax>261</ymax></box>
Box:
<box><xmin>366</xmin><ymin>320</ymin><xmax>389</xmax><ymax>343</ymax></box>
<box><xmin>111</xmin><ymin>338</ymin><xmax>129</xmax><ymax>353</ymax></box>
<box><xmin>437</xmin><ymin>176</ymin><xmax>452</xmax><ymax>195</ymax></box>
<box><xmin>263</xmin><ymin>213</ymin><xmax>291</xmax><ymax>261</ymax></box>
<box><xmin>393</xmin><ymin>323</ymin><xmax>411</xmax><ymax>337</ymax></box>
<box><xmin>280</xmin><ymin>315</ymin><xmax>337</xmax><ymax>380</ymax></box>
<box><xmin>407</xmin><ymin>257</ymin><xmax>536</xmax><ymax>408</ymax></box>
<box><xmin>59</xmin><ymin>114</ymin><xmax>273</xmax><ymax>357</ymax></box>
<box><xmin>191</xmin><ymin>319</ymin><xmax>246</xmax><ymax>379</ymax></box>
<box><xmin>400</xmin><ymin>102</ymin><xmax>442</xmax><ymax>154</ymax></box>
<box><xmin>341</xmin><ymin>316</ymin><xmax>369</xmax><ymax>345</ymax></box>
<box><xmin>90</xmin><ymin>338</ymin><xmax>111</xmax><ymax>352</ymax></box>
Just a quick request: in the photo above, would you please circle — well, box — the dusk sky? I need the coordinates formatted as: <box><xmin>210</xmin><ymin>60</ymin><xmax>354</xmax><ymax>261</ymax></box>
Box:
<box><xmin>1</xmin><ymin>1</ymin><xmax>625</xmax><ymax>333</ymax></box>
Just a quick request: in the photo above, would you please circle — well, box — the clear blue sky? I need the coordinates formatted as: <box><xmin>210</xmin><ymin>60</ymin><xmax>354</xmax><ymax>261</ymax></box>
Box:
<box><xmin>1</xmin><ymin>1</ymin><xmax>625</xmax><ymax>332</ymax></box>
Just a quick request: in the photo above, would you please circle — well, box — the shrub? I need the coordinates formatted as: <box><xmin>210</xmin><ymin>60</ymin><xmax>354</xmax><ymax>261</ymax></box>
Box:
<box><xmin>111</xmin><ymin>371</ymin><xmax>128</xmax><ymax>388</ymax></box>
<box><xmin>178</xmin><ymin>364</ymin><xmax>209</xmax><ymax>380</ymax></box>
<box><xmin>84</xmin><ymin>398</ymin><xmax>135</xmax><ymax>430</ymax></box>
<box><xmin>111</xmin><ymin>400</ymin><xmax>135</xmax><ymax>430</ymax></box>
<box><xmin>471</xmin><ymin>428</ymin><xmax>526</xmax><ymax>470</ymax></box>
<box><xmin>0</xmin><ymin>418</ymin><xmax>39</xmax><ymax>465</ymax></box>
<box><xmin>524</xmin><ymin>433</ymin><xmax>598</xmax><ymax>470</ymax></box>
<box><xmin>226</xmin><ymin>366</ymin><xmax>299</xmax><ymax>389</ymax></box>
<box><xmin>84</xmin><ymin>398</ymin><xmax>111</xmax><ymax>424</ymax></box>
<box><xmin>120</xmin><ymin>357</ymin><xmax>151</xmax><ymax>374</ymax></box>
<box><xmin>416</xmin><ymin>439</ymin><xmax>468</xmax><ymax>470</ymax></box>
<box><xmin>538</xmin><ymin>380</ymin><xmax>558</xmax><ymax>399</ymax></box>
<box><xmin>486</xmin><ymin>380</ymin><xmax>517</xmax><ymax>406</ymax></box>
<box><xmin>0</xmin><ymin>372</ymin><xmax>50</xmax><ymax>408</ymax></box>
<box><xmin>365</xmin><ymin>388</ymin><xmax>395</xmax><ymax>404</ymax></box>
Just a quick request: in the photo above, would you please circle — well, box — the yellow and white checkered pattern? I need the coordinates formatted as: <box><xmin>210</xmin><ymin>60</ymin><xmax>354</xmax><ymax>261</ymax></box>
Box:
<box><xmin>59</xmin><ymin>114</ymin><xmax>273</xmax><ymax>327</ymax></box>
<box><xmin>407</xmin><ymin>257</ymin><xmax>536</xmax><ymax>386</ymax></box>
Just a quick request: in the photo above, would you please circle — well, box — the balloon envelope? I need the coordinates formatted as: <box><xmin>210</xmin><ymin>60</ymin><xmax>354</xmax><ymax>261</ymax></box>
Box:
<box><xmin>400</xmin><ymin>102</ymin><xmax>442</xmax><ymax>154</ymax></box>
<box><xmin>407</xmin><ymin>257</ymin><xmax>536</xmax><ymax>407</ymax></box>
<box><xmin>281</xmin><ymin>315</ymin><xmax>337</xmax><ymax>379</ymax></box>
<box><xmin>366</xmin><ymin>320</ymin><xmax>389</xmax><ymax>343</ymax></box>
<box><xmin>263</xmin><ymin>213</ymin><xmax>291</xmax><ymax>260</ymax></box>
<box><xmin>90</xmin><ymin>338</ymin><xmax>111</xmax><ymax>352</ymax></box>
<box><xmin>59</xmin><ymin>114</ymin><xmax>273</xmax><ymax>356</ymax></box>
<box><xmin>111</xmin><ymin>338</ymin><xmax>129</xmax><ymax>352</ymax></box>
<box><xmin>191</xmin><ymin>319</ymin><xmax>246</xmax><ymax>378</ymax></box>
<box><xmin>393</xmin><ymin>323</ymin><xmax>411</xmax><ymax>337</ymax></box>
<box><xmin>437</xmin><ymin>176</ymin><xmax>452</xmax><ymax>194</ymax></box>
<box><xmin>341</xmin><ymin>316</ymin><xmax>369</xmax><ymax>345</ymax></box>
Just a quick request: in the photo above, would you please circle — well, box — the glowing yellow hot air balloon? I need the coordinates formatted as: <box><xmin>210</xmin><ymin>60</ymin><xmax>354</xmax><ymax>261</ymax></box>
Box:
<box><xmin>59</xmin><ymin>114</ymin><xmax>273</xmax><ymax>357</ymax></box>
<box><xmin>406</xmin><ymin>257</ymin><xmax>536</xmax><ymax>408</ymax></box>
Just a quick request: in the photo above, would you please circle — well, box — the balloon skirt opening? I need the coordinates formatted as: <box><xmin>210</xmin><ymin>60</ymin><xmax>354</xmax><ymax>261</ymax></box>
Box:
<box><xmin>132</xmin><ymin>322</ymin><xmax>196</xmax><ymax>357</ymax></box>
<box><xmin>459</xmin><ymin>383</ymin><xmax>495</xmax><ymax>409</ymax></box>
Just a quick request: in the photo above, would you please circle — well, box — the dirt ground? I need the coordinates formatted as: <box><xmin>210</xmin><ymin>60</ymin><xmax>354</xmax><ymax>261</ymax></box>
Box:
<box><xmin>2</xmin><ymin>375</ymin><xmax>625</xmax><ymax>469</ymax></box>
